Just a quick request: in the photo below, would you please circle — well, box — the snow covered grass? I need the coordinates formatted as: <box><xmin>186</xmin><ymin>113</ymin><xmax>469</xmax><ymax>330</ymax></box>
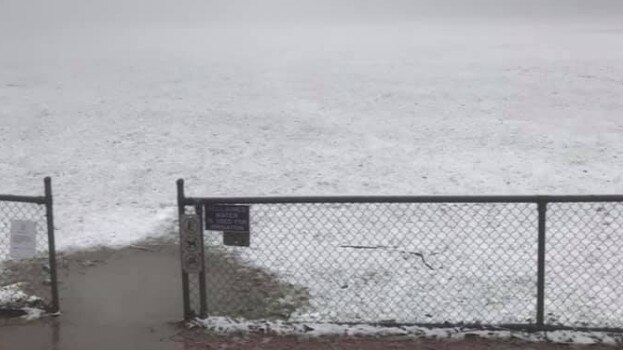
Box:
<box><xmin>195</xmin><ymin>316</ymin><xmax>623</xmax><ymax>345</ymax></box>
<box><xmin>1</xmin><ymin>16</ymin><xmax>622</xmax><ymax>251</ymax></box>
<box><xmin>0</xmin><ymin>283</ymin><xmax>42</xmax><ymax>309</ymax></box>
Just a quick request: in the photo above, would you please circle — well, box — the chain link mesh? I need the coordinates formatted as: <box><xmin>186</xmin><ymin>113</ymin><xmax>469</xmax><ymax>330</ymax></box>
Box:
<box><xmin>546</xmin><ymin>202</ymin><xmax>623</xmax><ymax>328</ymax></box>
<box><xmin>0</xmin><ymin>200</ymin><xmax>52</xmax><ymax>312</ymax></box>
<box><xmin>183</xmin><ymin>199</ymin><xmax>623</xmax><ymax>328</ymax></box>
<box><xmin>195</xmin><ymin>202</ymin><xmax>539</xmax><ymax>325</ymax></box>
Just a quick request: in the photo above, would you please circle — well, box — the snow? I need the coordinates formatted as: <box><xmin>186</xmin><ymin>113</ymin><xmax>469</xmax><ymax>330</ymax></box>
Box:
<box><xmin>0</xmin><ymin>283</ymin><xmax>43</xmax><ymax>310</ymax></box>
<box><xmin>195</xmin><ymin>316</ymin><xmax>623</xmax><ymax>345</ymax></box>
<box><xmin>1</xmin><ymin>0</ymin><xmax>623</xmax><ymax>330</ymax></box>
<box><xmin>20</xmin><ymin>307</ymin><xmax>45</xmax><ymax>321</ymax></box>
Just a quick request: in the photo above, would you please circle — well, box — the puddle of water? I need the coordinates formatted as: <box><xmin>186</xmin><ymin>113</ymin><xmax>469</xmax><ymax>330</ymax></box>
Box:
<box><xmin>0</xmin><ymin>242</ymin><xmax>187</xmax><ymax>350</ymax></box>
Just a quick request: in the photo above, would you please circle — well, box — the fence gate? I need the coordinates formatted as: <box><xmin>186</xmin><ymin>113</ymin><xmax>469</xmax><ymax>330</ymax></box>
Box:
<box><xmin>177</xmin><ymin>179</ymin><xmax>623</xmax><ymax>332</ymax></box>
<box><xmin>0</xmin><ymin>177</ymin><xmax>59</xmax><ymax>316</ymax></box>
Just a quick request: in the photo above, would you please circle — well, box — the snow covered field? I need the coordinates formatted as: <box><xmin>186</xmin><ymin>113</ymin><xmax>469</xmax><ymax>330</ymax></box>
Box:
<box><xmin>1</xmin><ymin>0</ymin><xmax>622</xmax><ymax>325</ymax></box>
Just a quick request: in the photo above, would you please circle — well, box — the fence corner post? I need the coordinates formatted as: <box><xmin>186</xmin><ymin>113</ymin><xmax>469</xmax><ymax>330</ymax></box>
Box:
<box><xmin>536</xmin><ymin>197</ymin><xmax>547</xmax><ymax>329</ymax></box>
<box><xmin>177</xmin><ymin>179</ymin><xmax>192</xmax><ymax>321</ymax></box>
<box><xmin>44</xmin><ymin>177</ymin><xmax>60</xmax><ymax>314</ymax></box>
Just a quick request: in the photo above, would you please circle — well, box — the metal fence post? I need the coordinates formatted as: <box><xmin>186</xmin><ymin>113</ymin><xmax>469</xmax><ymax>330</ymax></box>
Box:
<box><xmin>177</xmin><ymin>179</ymin><xmax>191</xmax><ymax>320</ymax></box>
<box><xmin>536</xmin><ymin>198</ymin><xmax>547</xmax><ymax>329</ymax></box>
<box><xmin>195</xmin><ymin>203</ymin><xmax>208</xmax><ymax>318</ymax></box>
<box><xmin>44</xmin><ymin>177</ymin><xmax>60</xmax><ymax>314</ymax></box>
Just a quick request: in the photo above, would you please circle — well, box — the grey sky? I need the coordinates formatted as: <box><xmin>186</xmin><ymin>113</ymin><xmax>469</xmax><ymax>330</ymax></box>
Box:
<box><xmin>2</xmin><ymin>0</ymin><xmax>623</xmax><ymax>29</ymax></box>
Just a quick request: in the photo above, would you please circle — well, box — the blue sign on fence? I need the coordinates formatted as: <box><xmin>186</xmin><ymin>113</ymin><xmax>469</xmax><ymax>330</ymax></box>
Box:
<box><xmin>205</xmin><ymin>205</ymin><xmax>250</xmax><ymax>232</ymax></box>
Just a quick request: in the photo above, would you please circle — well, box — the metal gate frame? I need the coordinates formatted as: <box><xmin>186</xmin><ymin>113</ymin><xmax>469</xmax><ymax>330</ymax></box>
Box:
<box><xmin>0</xmin><ymin>177</ymin><xmax>60</xmax><ymax>314</ymax></box>
<box><xmin>177</xmin><ymin>178</ymin><xmax>623</xmax><ymax>332</ymax></box>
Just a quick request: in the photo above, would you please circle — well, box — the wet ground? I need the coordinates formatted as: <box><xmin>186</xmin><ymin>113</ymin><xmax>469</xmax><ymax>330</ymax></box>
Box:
<box><xmin>0</xmin><ymin>239</ymin><xmax>185</xmax><ymax>350</ymax></box>
<box><xmin>0</xmin><ymin>236</ymin><xmax>309</xmax><ymax>350</ymax></box>
<box><xmin>0</xmin><ymin>239</ymin><xmax>620</xmax><ymax>350</ymax></box>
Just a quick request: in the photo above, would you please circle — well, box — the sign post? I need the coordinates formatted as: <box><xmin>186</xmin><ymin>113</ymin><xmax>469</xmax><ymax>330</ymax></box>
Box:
<box><xmin>180</xmin><ymin>214</ymin><xmax>202</xmax><ymax>273</ymax></box>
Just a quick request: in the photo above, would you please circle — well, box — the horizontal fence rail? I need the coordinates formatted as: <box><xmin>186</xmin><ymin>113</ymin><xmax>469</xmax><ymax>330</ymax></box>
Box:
<box><xmin>177</xmin><ymin>180</ymin><xmax>623</xmax><ymax>332</ymax></box>
<box><xmin>0</xmin><ymin>178</ymin><xmax>59</xmax><ymax>316</ymax></box>
<box><xmin>184</xmin><ymin>194</ymin><xmax>623</xmax><ymax>205</ymax></box>
<box><xmin>0</xmin><ymin>195</ymin><xmax>46</xmax><ymax>205</ymax></box>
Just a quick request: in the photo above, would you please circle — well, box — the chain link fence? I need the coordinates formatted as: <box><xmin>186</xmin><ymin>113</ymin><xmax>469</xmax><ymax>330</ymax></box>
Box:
<box><xmin>177</xmin><ymin>181</ymin><xmax>623</xmax><ymax>331</ymax></box>
<box><xmin>546</xmin><ymin>202</ymin><xmax>623</xmax><ymax>329</ymax></box>
<box><xmin>0</xmin><ymin>178</ymin><xmax>59</xmax><ymax>316</ymax></box>
<box><xmin>204</xmin><ymin>202</ymin><xmax>538</xmax><ymax>325</ymax></box>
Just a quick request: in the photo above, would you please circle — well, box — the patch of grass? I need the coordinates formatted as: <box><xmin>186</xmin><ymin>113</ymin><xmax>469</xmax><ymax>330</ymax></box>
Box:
<box><xmin>205</xmin><ymin>247</ymin><xmax>310</xmax><ymax>320</ymax></box>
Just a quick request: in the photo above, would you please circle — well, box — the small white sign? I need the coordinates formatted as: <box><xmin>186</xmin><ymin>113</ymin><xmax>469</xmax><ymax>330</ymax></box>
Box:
<box><xmin>10</xmin><ymin>220</ymin><xmax>37</xmax><ymax>259</ymax></box>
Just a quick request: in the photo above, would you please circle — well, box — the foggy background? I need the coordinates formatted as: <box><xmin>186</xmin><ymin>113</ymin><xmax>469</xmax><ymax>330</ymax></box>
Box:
<box><xmin>3</xmin><ymin>0</ymin><xmax>623</xmax><ymax>30</ymax></box>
